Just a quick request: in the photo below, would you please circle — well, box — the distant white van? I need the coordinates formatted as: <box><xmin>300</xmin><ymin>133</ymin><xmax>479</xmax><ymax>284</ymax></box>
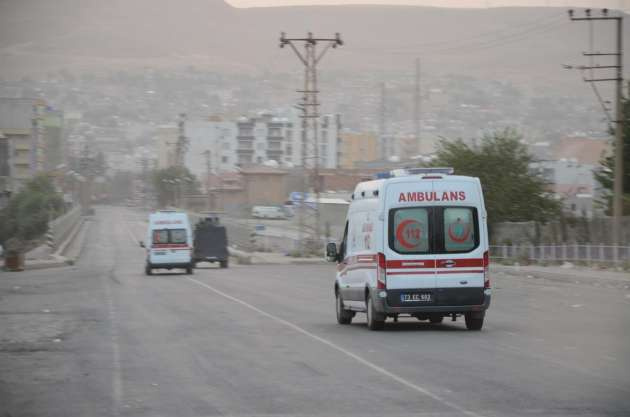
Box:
<box><xmin>251</xmin><ymin>206</ymin><xmax>287</xmax><ymax>220</ymax></box>
<box><xmin>141</xmin><ymin>210</ymin><xmax>194</xmax><ymax>275</ymax></box>
<box><xmin>326</xmin><ymin>168</ymin><xmax>491</xmax><ymax>330</ymax></box>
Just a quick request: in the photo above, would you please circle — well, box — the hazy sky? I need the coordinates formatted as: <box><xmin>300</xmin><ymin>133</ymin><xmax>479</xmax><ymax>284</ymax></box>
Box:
<box><xmin>227</xmin><ymin>0</ymin><xmax>627</xmax><ymax>9</ymax></box>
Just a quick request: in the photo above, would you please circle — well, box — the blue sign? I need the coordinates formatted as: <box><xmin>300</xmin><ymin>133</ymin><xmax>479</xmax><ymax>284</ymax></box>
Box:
<box><xmin>255</xmin><ymin>224</ymin><xmax>266</xmax><ymax>232</ymax></box>
<box><xmin>290</xmin><ymin>192</ymin><xmax>309</xmax><ymax>202</ymax></box>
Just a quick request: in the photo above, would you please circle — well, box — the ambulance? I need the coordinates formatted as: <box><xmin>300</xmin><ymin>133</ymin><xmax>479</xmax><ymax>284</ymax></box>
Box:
<box><xmin>141</xmin><ymin>210</ymin><xmax>194</xmax><ymax>275</ymax></box>
<box><xmin>326</xmin><ymin>168</ymin><xmax>491</xmax><ymax>331</ymax></box>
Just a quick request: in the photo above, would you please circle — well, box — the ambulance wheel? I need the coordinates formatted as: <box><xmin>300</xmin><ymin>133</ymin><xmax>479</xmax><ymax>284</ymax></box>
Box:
<box><xmin>186</xmin><ymin>266</ymin><xmax>193</xmax><ymax>275</ymax></box>
<box><xmin>336</xmin><ymin>292</ymin><xmax>353</xmax><ymax>325</ymax></box>
<box><xmin>429</xmin><ymin>315</ymin><xmax>444</xmax><ymax>324</ymax></box>
<box><xmin>465</xmin><ymin>312</ymin><xmax>484</xmax><ymax>331</ymax></box>
<box><xmin>145</xmin><ymin>265</ymin><xmax>152</xmax><ymax>276</ymax></box>
<box><xmin>366</xmin><ymin>296</ymin><xmax>385</xmax><ymax>331</ymax></box>
<box><xmin>220</xmin><ymin>260</ymin><xmax>228</xmax><ymax>269</ymax></box>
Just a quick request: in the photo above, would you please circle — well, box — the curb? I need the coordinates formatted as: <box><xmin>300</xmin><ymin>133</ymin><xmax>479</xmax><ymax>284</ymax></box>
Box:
<box><xmin>228</xmin><ymin>247</ymin><xmax>252</xmax><ymax>265</ymax></box>
<box><xmin>21</xmin><ymin>218</ymin><xmax>87</xmax><ymax>271</ymax></box>
<box><xmin>493</xmin><ymin>264</ymin><xmax>630</xmax><ymax>288</ymax></box>
<box><xmin>286</xmin><ymin>258</ymin><xmax>328</xmax><ymax>265</ymax></box>
<box><xmin>56</xmin><ymin>217</ymin><xmax>85</xmax><ymax>258</ymax></box>
<box><xmin>228</xmin><ymin>248</ymin><xmax>328</xmax><ymax>265</ymax></box>
<box><xmin>23</xmin><ymin>256</ymin><xmax>70</xmax><ymax>271</ymax></box>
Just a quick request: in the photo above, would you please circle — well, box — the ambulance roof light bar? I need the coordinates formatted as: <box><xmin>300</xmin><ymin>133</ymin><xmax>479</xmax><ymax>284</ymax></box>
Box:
<box><xmin>373</xmin><ymin>167</ymin><xmax>454</xmax><ymax>179</ymax></box>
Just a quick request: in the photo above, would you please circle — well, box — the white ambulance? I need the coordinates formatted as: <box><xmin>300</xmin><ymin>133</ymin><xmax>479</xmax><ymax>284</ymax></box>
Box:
<box><xmin>326</xmin><ymin>168</ymin><xmax>491</xmax><ymax>331</ymax></box>
<box><xmin>141</xmin><ymin>210</ymin><xmax>194</xmax><ymax>275</ymax></box>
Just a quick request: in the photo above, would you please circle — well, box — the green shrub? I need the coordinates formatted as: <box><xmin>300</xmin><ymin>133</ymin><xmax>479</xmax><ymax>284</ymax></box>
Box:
<box><xmin>0</xmin><ymin>175</ymin><xmax>64</xmax><ymax>245</ymax></box>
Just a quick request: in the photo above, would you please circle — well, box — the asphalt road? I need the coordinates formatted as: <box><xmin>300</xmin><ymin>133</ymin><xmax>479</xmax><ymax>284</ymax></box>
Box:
<box><xmin>1</xmin><ymin>206</ymin><xmax>629</xmax><ymax>417</ymax></box>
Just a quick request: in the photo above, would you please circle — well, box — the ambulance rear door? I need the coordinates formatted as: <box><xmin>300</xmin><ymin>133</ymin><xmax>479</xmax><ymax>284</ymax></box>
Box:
<box><xmin>433</xmin><ymin>178</ymin><xmax>486</xmax><ymax>305</ymax></box>
<box><xmin>383</xmin><ymin>179</ymin><xmax>437</xmax><ymax>291</ymax></box>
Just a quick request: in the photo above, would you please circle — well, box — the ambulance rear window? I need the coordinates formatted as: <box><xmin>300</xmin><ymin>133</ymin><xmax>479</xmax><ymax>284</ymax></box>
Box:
<box><xmin>152</xmin><ymin>229</ymin><xmax>187</xmax><ymax>244</ymax></box>
<box><xmin>444</xmin><ymin>208</ymin><xmax>476</xmax><ymax>252</ymax></box>
<box><xmin>388</xmin><ymin>206</ymin><xmax>479</xmax><ymax>254</ymax></box>
<box><xmin>170</xmin><ymin>229</ymin><xmax>187</xmax><ymax>244</ymax></box>
<box><xmin>390</xmin><ymin>208</ymin><xmax>431</xmax><ymax>254</ymax></box>
<box><xmin>153</xmin><ymin>230</ymin><xmax>169</xmax><ymax>244</ymax></box>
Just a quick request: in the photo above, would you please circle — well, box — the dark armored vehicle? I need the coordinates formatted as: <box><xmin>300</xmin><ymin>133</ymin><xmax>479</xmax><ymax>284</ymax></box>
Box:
<box><xmin>192</xmin><ymin>216</ymin><xmax>229</xmax><ymax>268</ymax></box>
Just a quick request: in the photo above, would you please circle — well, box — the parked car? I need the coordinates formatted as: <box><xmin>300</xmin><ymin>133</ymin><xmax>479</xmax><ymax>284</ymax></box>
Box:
<box><xmin>251</xmin><ymin>206</ymin><xmax>287</xmax><ymax>220</ymax></box>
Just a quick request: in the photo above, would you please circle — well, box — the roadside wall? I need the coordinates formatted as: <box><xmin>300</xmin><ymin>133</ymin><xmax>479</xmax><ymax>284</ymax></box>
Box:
<box><xmin>491</xmin><ymin>217</ymin><xmax>630</xmax><ymax>245</ymax></box>
<box><xmin>49</xmin><ymin>206</ymin><xmax>82</xmax><ymax>250</ymax></box>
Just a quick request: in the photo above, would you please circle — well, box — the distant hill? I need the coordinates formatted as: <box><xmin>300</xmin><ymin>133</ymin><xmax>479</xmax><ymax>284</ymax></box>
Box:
<box><xmin>0</xmin><ymin>0</ymin><xmax>627</xmax><ymax>91</ymax></box>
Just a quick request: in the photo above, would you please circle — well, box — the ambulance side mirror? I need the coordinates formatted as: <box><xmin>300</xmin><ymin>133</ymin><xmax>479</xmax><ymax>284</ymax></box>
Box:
<box><xmin>139</xmin><ymin>241</ymin><xmax>145</xmax><ymax>248</ymax></box>
<box><xmin>325</xmin><ymin>242</ymin><xmax>338</xmax><ymax>262</ymax></box>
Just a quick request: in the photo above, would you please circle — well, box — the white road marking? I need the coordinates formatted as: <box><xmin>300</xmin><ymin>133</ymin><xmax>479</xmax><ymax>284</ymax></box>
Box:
<box><xmin>125</xmin><ymin>223</ymin><xmax>139</xmax><ymax>246</ymax></box>
<box><xmin>186</xmin><ymin>277</ymin><xmax>486</xmax><ymax>417</ymax></box>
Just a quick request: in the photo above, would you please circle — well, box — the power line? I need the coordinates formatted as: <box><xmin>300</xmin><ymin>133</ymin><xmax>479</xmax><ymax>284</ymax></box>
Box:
<box><xmin>340</xmin><ymin>13</ymin><xmax>567</xmax><ymax>57</ymax></box>
<box><xmin>175</xmin><ymin>113</ymin><xmax>188</xmax><ymax>168</ymax></box>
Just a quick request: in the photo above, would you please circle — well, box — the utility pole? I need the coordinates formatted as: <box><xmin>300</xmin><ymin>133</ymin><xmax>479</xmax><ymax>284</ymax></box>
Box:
<box><xmin>31</xmin><ymin>101</ymin><xmax>45</xmax><ymax>174</ymax></box>
<box><xmin>569</xmin><ymin>8</ymin><xmax>624</xmax><ymax>247</ymax></box>
<box><xmin>203</xmin><ymin>149</ymin><xmax>212</xmax><ymax>210</ymax></box>
<box><xmin>175</xmin><ymin>113</ymin><xmax>188</xmax><ymax>168</ymax></box>
<box><xmin>379</xmin><ymin>82</ymin><xmax>387</xmax><ymax>160</ymax></box>
<box><xmin>414</xmin><ymin>58</ymin><xmax>421</xmax><ymax>156</ymax></box>
<box><xmin>280</xmin><ymin>32</ymin><xmax>343</xmax><ymax>253</ymax></box>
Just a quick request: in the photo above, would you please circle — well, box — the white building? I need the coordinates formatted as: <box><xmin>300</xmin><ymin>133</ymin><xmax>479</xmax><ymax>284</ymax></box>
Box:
<box><xmin>185</xmin><ymin>120</ymin><xmax>237</xmax><ymax>175</ymax></box>
<box><xmin>530</xmin><ymin>158</ymin><xmax>602</xmax><ymax>218</ymax></box>
<box><xmin>182</xmin><ymin>113</ymin><xmax>340</xmax><ymax>179</ymax></box>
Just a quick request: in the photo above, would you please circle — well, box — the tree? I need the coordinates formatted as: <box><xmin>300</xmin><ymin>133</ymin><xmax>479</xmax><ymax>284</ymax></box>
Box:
<box><xmin>593</xmin><ymin>97</ymin><xmax>630</xmax><ymax>215</ymax></box>
<box><xmin>152</xmin><ymin>166</ymin><xmax>200</xmax><ymax>208</ymax></box>
<box><xmin>431</xmin><ymin>129</ymin><xmax>561</xmax><ymax>225</ymax></box>
<box><xmin>0</xmin><ymin>175</ymin><xmax>64</xmax><ymax>244</ymax></box>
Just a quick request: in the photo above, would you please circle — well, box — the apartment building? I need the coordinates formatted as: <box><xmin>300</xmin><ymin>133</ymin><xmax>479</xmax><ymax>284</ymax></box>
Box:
<box><xmin>0</xmin><ymin>98</ymin><xmax>50</xmax><ymax>193</ymax></box>
<box><xmin>183</xmin><ymin>113</ymin><xmax>340</xmax><ymax>180</ymax></box>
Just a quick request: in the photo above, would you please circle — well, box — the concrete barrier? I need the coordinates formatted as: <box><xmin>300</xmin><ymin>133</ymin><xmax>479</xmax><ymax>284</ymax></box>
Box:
<box><xmin>49</xmin><ymin>206</ymin><xmax>82</xmax><ymax>251</ymax></box>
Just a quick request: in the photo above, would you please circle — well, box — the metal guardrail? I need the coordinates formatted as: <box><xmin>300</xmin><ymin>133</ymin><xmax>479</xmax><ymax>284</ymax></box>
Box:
<box><xmin>490</xmin><ymin>244</ymin><xmax>630</xmax><ymax>265</ymax></box>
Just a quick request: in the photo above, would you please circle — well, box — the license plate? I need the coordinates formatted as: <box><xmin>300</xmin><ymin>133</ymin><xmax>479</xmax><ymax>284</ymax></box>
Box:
<box><xmin>153</xmin><ymin>251</ymin><xmax>167</xmax><ymax>256</ymax></box>
<box><xmin>401</xmin><ymin>293</ymin><xmax>432</xmax><ymax>303</ymax></box>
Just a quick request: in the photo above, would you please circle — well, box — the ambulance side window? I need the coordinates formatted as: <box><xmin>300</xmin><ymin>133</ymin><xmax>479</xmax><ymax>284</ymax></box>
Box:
<box><xmin>339</xmin><ymin>221</ymin><xmax>348</xmax><ymax>261</ymax></box>
<box><xmin>443</xmin><ymin>207</ymin><xmax>478</xmax><ymax>253</ymax></box>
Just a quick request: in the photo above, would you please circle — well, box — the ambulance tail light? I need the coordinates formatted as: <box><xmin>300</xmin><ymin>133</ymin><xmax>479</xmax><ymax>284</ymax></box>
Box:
<box><xmin>483</xmin><ymin>250</ymin><xmax>490</xmax><ymax>289</ymax></box>
<box><xmin>376</xmin><ymin>252</ymin><xmax>387</xmax><ymax>289</ymax></box>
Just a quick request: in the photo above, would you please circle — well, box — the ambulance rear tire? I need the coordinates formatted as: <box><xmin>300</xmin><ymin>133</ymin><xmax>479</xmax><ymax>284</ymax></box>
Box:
<box><xmin>366</xmin><ymin>296</ymin><xmax>385</xmax><ymax>331</ymax></box>
<box><xmin>186</xmin><ymin>266</ymin><xmax>193</xmax><ymax>275</ymax></box>
<box><xmin>145</xmin><ymin>265</ymin><xmax>152</xmax><ymax>276</ymax></box>
<box><xmin>336</xmin><ymin>292</ymin><xmax>353</xmax><ymax>325</ymax></box>
<box><xmin>465</xmin><ymin>312</ymin><xmax>484</xmax><ymax>330</ymax></box>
